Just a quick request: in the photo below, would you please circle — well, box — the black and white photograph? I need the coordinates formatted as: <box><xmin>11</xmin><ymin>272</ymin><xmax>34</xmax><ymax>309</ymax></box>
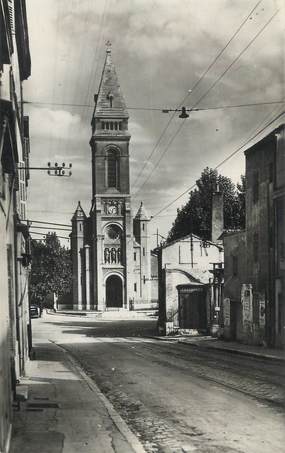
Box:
<box><xmin>0</xmin><ymin>0</ymin><xmax>284</xmax><ymax>452</ymax></box>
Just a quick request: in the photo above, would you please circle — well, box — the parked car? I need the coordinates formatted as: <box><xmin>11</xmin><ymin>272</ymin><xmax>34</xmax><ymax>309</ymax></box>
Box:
<box><xmin>30</xmin><ymin>305</ymin><xmax>41</xmax><ymax>318</ymax></box>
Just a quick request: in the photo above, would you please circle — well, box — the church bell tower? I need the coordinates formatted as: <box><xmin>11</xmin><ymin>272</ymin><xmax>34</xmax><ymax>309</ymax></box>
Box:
<box><xmin>89</xmin><ymin>44</ymin><xmax>134</xmax><ymax>310</ymax></box>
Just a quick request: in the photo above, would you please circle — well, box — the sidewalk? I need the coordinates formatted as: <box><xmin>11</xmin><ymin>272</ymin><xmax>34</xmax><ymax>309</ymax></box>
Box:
<box><xmin>49</xmin><ymin>310</ymin><xmax>156</xmax><ymax>320</ymax></box>
<box><xmin>10</xmin><ymin>341</ymin><xmax>145</xmax><ymax>453</ymax></box>
<box><xmin>148</xmin><ymin>334</ymin><xmax>285</xmax><ymax>362</ymax></box>
<box><xmin>178</xmin><ymin>336</ymin><xmax>285</xmax><ymax>362</ymax></box>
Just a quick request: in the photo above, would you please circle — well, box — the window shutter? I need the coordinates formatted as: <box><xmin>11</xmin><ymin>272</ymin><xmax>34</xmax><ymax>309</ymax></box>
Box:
<box><xmin>23</xmin><ymin>116</ymin><xmax>30</xmax><ymax>183</ymax></box>
<box><xmin>7</xmin><ymin>0</ymin><xmax>14</xmax><ymax>34</ymax></box>
<box><xmin>17</xmin><ymin>161</ymin><xmax>26</xmax><ymax>220</ymax></box>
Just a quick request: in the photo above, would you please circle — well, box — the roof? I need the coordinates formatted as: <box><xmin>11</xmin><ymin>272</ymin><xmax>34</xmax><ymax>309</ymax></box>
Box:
<box><xmin>218</xmin><ymin>229</ymin><xmax>244</xmax><ymax>240</ymax></box>
<box><xmin>244</xmin><ymin>123</ymin><xmax>284</xmax><ymax>156</ymax></box>
<box><xmin>95</xmin><ymin>47</ymin><xmax>129</xmax><ymax>119</ymax></box>
<box><xmin>134</xmin><ymin>202</ymin><xmax>150</xmax><ymax>221</ymax></box>
<box><xmin>159</xmin><ymin>232</ymin><xmax>223</xmax><ymax>252</ymax></box>
<box><xmin>72</xmin><ymin>201</ymin><xmax>86</xmax><ymax>220</ymax></box>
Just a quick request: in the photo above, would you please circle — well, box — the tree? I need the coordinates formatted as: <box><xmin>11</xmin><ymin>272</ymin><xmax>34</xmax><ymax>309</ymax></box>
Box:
<box><xmin>29</xmin><ymin>233</ymin><xmax>72</xmax><ymax>307</ymax></box>
<box><xmin>167</xmin><ymin>167</ymin><xmax>245</xmax><ymax>243</ymax></box>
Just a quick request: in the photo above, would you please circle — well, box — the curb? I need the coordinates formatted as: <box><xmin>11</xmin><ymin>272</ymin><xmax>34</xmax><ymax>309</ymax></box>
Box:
<box><xmin>144</xmin><ymin>335</ymin><xmax>285</xmax><ymax>363</ymax></box>
<box><xmin>47</xmin><ymin>310</ymin><xmax>88</xmax><ymax>317</ymax></box>
<box><xmin>143</xmin><ymin>335</ymin><xmax>179</xmax><ymax>341</ymax></box>
<box><xmin>178</xmin><ymin>340</ymin><xmax>285</xmax><ymax>363</ymax></box>
<box><xmin>52</xmin><ymin>341</ymin><xmax>146</xmax><ymax>453</ymax></box>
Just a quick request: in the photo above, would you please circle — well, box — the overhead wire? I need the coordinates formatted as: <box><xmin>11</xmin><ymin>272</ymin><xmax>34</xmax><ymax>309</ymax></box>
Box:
<box><xmin>55</xmin><ymin>0</ymin><xmax>77</xmax><ymax>159</ymax></box>
<box><xmin>188</xmin><ymin>8</ymin><xmax>280</xmax><ymax>111</ymax></box>
<box><xmin>23</xmin><ymin>99</ymin><xmax>284</xmax><ymax>111</ymax></box>
<box><xmin>134</xmin><ymin>6</ymin><xmax>280</xmax><ymax>197</ymax></box>
<box><xmin>28</xmin><ymin>225</ymin><xmax>71</xmax><ymax>231</ymax></box>
<box><xmin>25</xmin><ymin>219</ymin><xmax>71</xmax><ymax>227</ymax></box>
<box><xmin>81</xmin><ymin>0</ymin><xmax>109</xmax><ymax>124</ymax></box>
<box><xmin>131</xmin><ymin>0</ymin><xmax>263</xmax><ymax>190</ymax></box>
<box><xmin>62</xmin><ymin>0</ymin><xmax>94</xmax><ymax>156</ymax></box>
<box><xmin>186</xmin><ymin>0</ymin><xmax>263</xmax><ymax>96</ymax></box>
<box><xmin>151</xmin><ymin>109</ymin><xmax>285</xmax><ymax>219</ymax></box>
<box><xmin>30</xmin><ymin>231</ymin><xmax>70</xmax><ymax>240</ymax></box>
<box><xmin>134</xmin><ymin>119</ymin><xmax>187</xmax><ymax>195</ymax></box>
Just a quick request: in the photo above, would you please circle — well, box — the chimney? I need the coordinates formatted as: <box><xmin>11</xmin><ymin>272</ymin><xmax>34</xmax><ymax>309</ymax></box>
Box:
<box><xmin>211</xmin><ymin>183</ymin><xmax>224</xmax><ymax>243</ymax></box>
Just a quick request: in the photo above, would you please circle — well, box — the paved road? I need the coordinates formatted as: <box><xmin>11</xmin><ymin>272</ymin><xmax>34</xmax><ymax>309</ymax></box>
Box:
<box><xmin>33</xmin><ymin>313</ymin><xmax>285</xmax><ymax>453</ymax></box>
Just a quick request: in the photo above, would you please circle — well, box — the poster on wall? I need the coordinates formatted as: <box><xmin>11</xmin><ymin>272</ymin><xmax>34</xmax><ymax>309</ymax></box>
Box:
<box><xmin>241</xmin><ymin>284</ymin><xmax>253</xmax><ymax>323</ymax></box>
<box><xmin>223</xmin><ymin>297</ymin><xmax>231</xmax><ymax>327</ymax></box>
<box><xmin>259</xmin><ymin>294</ymin><xmax>266</xmax><ymax>328</ymax></box>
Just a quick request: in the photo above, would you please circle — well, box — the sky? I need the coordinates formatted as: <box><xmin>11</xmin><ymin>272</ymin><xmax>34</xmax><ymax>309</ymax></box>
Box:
<box><xmin>24</xmin><ymin>0</ymin><xmax>284</xmax><ymax>248</ymax></box>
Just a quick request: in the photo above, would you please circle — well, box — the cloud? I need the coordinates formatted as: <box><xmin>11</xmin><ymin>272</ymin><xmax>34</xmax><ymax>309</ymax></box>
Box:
<box><xmin>25</xmin><ymin>0</ymin><xmax>283</xmax><ymax>242</ymax></box>
<box><xmin>28</xmin><ymin>106</ymin><xmax>90</xmax><ymax>142</ymax></box>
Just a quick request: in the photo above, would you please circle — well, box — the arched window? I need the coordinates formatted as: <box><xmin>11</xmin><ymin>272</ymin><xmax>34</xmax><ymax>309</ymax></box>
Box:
<box><xmin>104</xmin><ymin>224</ymin><xmax>123</xmax><ymax>265</ymax></box>
<box><xmin>106</xmin><ymin>149</ymin><xmax>119</xmax><ymax>188</ymax></box>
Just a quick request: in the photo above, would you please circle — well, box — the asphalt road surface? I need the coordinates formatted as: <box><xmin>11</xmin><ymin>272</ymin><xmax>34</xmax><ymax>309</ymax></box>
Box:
<box><xmin>33</xmin><ymin>312</ymin><xmax>285</xmax><ymax>453</ymax></box>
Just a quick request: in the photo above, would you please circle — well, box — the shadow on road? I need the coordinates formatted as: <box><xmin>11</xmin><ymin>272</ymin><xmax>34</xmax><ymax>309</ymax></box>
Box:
<box><xmin>43</xmin><ymin>319</ymin><xmax>158</xmax><ymax>338</ymax></box>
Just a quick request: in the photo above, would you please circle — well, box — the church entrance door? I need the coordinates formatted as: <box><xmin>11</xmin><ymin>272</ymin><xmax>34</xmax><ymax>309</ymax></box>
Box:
<box><xmin>106</xmin><ymin>275</ymin><xmax>123</xmax><ymax>309</ymax></box>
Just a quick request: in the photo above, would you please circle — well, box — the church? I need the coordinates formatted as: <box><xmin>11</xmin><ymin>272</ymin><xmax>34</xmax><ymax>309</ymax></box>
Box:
<box><xmin>70</xmin><ymin>47</ymin><xmax>154</xmax><ymax>311</ymax></box>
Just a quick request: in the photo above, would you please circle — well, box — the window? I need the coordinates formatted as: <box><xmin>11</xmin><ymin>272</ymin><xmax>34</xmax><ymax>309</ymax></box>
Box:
<box><xmin>142</xmin><ymin>223</ymin><xmax>145</xmax><ymax>231</ymax></box>
<box><xmin>104</xmin><ymin>224</ymin><xmax>122</xmax><ymax>264</ymax></box>
<box><xmin>106</xmin><ymin>149</ymin><xmax>118</xmax><ymax>188</ymax></box>
<box><xmin>134</xmin><ymin>283</ymin><xmax>137</xmax><ymax>292</ymax></box>
<box><xmin>143</xmin><ymin>247</ymin><xmax>145</xmax><ymax>256</ymax></box>
<box><xmin>134</xmin><ymin>252</ymin><xmax>136</xmax><ymax>261</ymax></box>
<box><xmin>253</xmin><ymin>171</ymin><xmax>259</xmax><ymax>204</ymax></box>
<box><xmin>143</xmin><ymin>276</ymin><xmax>146</xmax><ymax>284</ymax></box>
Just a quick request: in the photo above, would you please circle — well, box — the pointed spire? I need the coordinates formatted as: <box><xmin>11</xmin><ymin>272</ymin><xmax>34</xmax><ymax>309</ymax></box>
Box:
<box><xmin>72</xmin><ymin>201</ymin><xmax>86</xmax><ymax>220</ymax></box>
<box><xmin>135</xmin><ymin>201</ymin><xmax>150</xmax><ymax>221</ymax></box>
<box><xmin>95</xmin><ymin>46</ymin><xmax>128</xmax><ymax>119</ymax></box>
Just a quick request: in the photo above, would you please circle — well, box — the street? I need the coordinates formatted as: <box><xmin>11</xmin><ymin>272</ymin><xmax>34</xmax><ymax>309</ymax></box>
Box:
<box><xmin>32</xmin><ymin>312</ymin><xmax>285</xmax><ymax>453</ymax></box>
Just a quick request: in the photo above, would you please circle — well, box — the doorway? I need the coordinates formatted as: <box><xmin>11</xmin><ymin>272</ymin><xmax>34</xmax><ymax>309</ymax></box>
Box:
<box><xmin>178</xmin><ymin>286</ymin><xmax>207</xmax><ymax>331</ymax></box>
<box><xmin>106</xmin><ymin>275</ymin><xmax>123</xmax><ymax>309</ymax></box>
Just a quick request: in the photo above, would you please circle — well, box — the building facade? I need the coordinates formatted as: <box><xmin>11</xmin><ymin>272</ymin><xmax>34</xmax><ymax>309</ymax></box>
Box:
<box><xmin>155</xmin><ymin>190</ymin><xmax>224</xmax><ymax>335</ymax></box>
<box><xmin>155</xmin><ymin>233</ymin><xmax>224</xmax><ymax>335</ymax></box>
<box><xmin>222</xmin><ymin>124</ymin><xmax>285</xmax><ymax>347</ymax></box>
<box><xmin>70</xmin><ymin>48</ymin><xmax>155</xmax><ymax>311</ymax></box>
<box><xmin>0</xmin><ymin>0</ymin><xmax>31</xmax><ymax>451</ymax></box>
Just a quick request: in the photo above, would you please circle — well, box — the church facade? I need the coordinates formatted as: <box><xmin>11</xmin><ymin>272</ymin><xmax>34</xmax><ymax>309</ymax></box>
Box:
<box><xmin>70</xmin><ymin>48</ymin><xmax>153</xmax><ymax>311</ymax></box>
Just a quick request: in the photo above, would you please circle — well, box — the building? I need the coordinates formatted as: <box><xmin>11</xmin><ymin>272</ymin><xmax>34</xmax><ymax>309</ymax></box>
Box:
<box><xmin>69</xmin><ymin>47</ymin><xmax>155</xmax><ymax>311</ymax></box>
<box><xmin>155</xmin><ymin>189</ymin><xmax>224</xmax><ymax>335</ymax></box>
<box><xmin>222</xmin><ymin>124</ymin><xmax>285</xmax><ymax>347</ymax></box>
<box><xmin>0</xmin><ymin>0</ymin><xmax>31</xmax><ymax>451</ymax></box>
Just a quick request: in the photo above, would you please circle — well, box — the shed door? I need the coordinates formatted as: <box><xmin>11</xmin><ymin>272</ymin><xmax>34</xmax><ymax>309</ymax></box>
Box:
<box><xmin>179</xmin><ymin>287</ymin><xmax>207</xmax><ymax>330</ymax></box>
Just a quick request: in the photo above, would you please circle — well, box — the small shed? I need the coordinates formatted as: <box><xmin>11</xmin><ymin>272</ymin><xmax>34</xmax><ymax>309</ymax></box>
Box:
<box><xmin>155</xmin><ymin>233</ymin><xmax>223</xmax><ymax>335</ymax></box>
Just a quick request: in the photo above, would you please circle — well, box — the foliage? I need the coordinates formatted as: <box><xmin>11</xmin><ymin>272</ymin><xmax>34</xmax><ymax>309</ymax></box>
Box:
<box><xmin>29</xmin><ymin>232</ymin><xmax>72</xmax><ymax>307</ymax></box>
<box><xmin>167</xmin><ymin>167</ymin><xmax>245</xmax><ymax>243</ymax></box>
